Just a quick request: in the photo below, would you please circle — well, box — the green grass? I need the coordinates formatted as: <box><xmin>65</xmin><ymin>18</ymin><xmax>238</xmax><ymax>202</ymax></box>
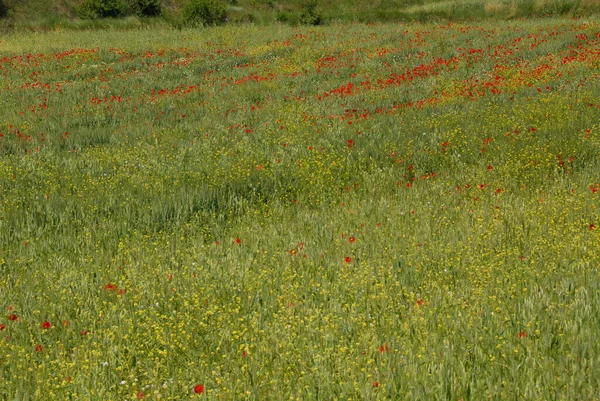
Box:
<box><xmin>1</xmin><ymin>16</ymin><xmax>600</xmax><ymax>400</ymax></box>
<box><xmin>1</xmin><ymin>0</ymin><xmax>600</xmax><ymax>29</ymax></box>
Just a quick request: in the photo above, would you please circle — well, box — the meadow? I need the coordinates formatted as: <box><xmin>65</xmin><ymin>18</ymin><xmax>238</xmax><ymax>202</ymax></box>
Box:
<box><xmin>1</xmin><ymin>17</ymin><xmax>600</xmax><ymax>400</ymax></box>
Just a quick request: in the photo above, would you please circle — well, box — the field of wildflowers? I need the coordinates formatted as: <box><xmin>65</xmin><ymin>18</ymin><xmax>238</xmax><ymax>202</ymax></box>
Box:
<box><xmin>1</xmin><ymin>17</ymin><xmax>600</xmax><ymax>400</ymax></box>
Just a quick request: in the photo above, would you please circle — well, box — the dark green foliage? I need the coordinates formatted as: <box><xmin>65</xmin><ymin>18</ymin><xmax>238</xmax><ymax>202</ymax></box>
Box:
<box><xmin>78</xmin><ymin>0</ymin><xmax>128</xmax><ymax>18</ymax></box>
<box><xmin>136</xmin><ymin>0</ymin><xmax>161</xmax><ymax>16</ymax></box>
<box><xmin>299</xmin><ymin>0</ymin><xmax>321</xmax><ymax>25</ymax></box>
<box><xmin>277</xmin><ymin>10</ymin><xmax>299</xmax><ymax>25</ymax></box>
<box><xmin>0</xmin><ymin>0</ymin><xmax>8</xmax><ymax>18</ymax></box>
<box><xmin>183</xmin><ymin>0</ymin><xmax>227</xmax><ymax>26</ymax></box>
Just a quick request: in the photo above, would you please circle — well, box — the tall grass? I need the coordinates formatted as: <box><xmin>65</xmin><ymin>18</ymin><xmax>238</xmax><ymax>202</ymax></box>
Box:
<box><xmin>1</xmin><ymin>17</ymin><xmax>600</xmax><ymax>400</ymax></box>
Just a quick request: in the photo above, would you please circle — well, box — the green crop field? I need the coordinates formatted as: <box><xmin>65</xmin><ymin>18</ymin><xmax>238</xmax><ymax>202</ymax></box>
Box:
<box><xmin>1</xmin><ymin>16</ymin><xmax>600</xmax><ymax>400</ymax></box>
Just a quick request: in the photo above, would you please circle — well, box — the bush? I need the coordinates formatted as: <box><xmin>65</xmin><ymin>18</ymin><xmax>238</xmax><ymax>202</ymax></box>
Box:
<box><xmin>0</xmin><ymin>0</ymin><xmax>8</xmax><ymax>18</ymax></box>
<box><xmin>300</xmin><ymin>0</ymin><xmax>322</xmax><ymax>25</ymax></box>
<box><xmin>183</xmin><ymin>0</ymin><xmax>227</xmax><ymax>26</ymax></box>
<box><xmin>78</xmin><ymin>0</ymin><xmax>128</xmax><ymax>18</ymax></box>
<box><xmin>136</xmin><ymin>0</ymin><xmax>161</xmax><ymax>17</ymax></box>
<box><xmin>277</xmin><ymin>11</ymin><xmax>299</xmax><ymax>25</ymax></box>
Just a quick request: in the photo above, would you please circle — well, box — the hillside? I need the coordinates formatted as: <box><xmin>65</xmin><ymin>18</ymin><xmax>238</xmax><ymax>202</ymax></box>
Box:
<box><xmin>1</xmin><ymin>0</ymin><xmax>600</xmax><ymax>29</ymax></box>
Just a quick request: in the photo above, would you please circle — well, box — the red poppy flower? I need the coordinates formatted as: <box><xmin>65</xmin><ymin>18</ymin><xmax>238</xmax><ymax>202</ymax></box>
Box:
<box><xmin>373</xmin><ymin>381</ymin><xmax>379</xmax><ymax>388</ymax></box>
<box><xmin>518</xmin><ymin>331</ymin><xmax>528</xmax><ymax>338</ymax></box>
<box><xmin>41</xmin><ymin>321</ymin><xmax>51</xmax><ymax>329</ymax></box>
<box><xmin>0</xmin><ymin>324</ymin><xmax>5</xmax><ymax>331</ymax></box>
<box><xmin>194</xmin><ymin>384</ymin><xmax>205</xmax><ymax>394</ymax></box>
<box><xmin>495</xmin><ymin>188</ymin><xmax>503</xmax><ymax>194</ymax></box>
<box><xmin>35</xmin><ymin>344</ymin><xmax>44</xmax><ymax>352</ymax></box>
<box><xmin>344</xmin><ymin>257</ymin><xmax>352</xmax><ymax>263</ymax></box>
<box><xmin>416</xmin><ymin>299</ymin><xmax>424</xmax><ymax>306</ymax></box>
<box><xmin>137</xmin><ymin>391</ymin><xmax>145</xmax><ymax>399</ymax></box>
<box><xmin>347</xmin><ymin>139</ymin><xmax>354</xmax><ymax>148</ymax></box>
<box><xmin>8</xmin><ymin>314</ymin><xmax>17</xmax><ymax>321</ymax></box>
<box><xmin>590</xmin><ymin>224</ymin><xmax>596</xmax><ymax>231</ymax></box>
<box><xmin>235</xmin><ymin>238</ymin><xmax>241</xmax><ymax>245</ymax></box>
<box><xmin>104</xmin><ymin>283</ymin><xmax>117</xmax><ymax>292</ymax></box>
<box><xmin>348</xmin><ymin>236</ymin><xmax>356</xmax><ymax>243</ymax></box>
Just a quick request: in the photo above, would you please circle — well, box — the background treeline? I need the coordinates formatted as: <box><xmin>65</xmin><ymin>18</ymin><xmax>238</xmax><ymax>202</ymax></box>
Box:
<box><xmin>0</xmin><ymin>0</ymin><xmax>599</xmax><ymax>29</ymax></box>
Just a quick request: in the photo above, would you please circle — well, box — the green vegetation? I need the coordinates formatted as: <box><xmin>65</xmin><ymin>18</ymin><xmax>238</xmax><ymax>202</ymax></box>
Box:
<box><xmin>183</xmin><ymin>0</ymin><xmax>227</xmax><ymax>26</ymax></box>
<box><xmin>136</xmin><ymin>0</ymin><xmax>162</xmax><ymax>16</ymax></box>
<box><xmin>1</xmin><ymin>17</ymin><xmax>600</xmax><ymax>400</ymax></box>
<box><xmin>0</xmin><ymin>0</ymin><xmax>7</xmax><ymax>18</ymax></box>
<box><xmin>0</xmin><ymin>0</ymin><xmax>599</xmax><ymax>29</ymax></box>
<box><xmin>78</xmin><ymin>0</ymin><xmax>129</xmax><ymax>19</ymax></box>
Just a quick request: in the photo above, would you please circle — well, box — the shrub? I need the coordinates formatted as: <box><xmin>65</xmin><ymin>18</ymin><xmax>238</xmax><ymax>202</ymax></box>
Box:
<box><xmin>78</xmin><ymin>0</ymin><xmax>128</xmax><ymax>19</ymax></box>
<box><xmin>277</xmin><ymin>11</ymin><xmax>299</xmax><ymax>25</ymax></box>
<box><xmin>300</xmin><ymin>0</ymin><xmax>322</xmax><ymax>25</ymax></box>
<box><xmin>0</xmin><ymin>0</ymin><xmax>8</xmax><ymax>18</ymax></box>
<box><xmin>136</xmin><ymin>0</ymin><xmax>162</xmax><ymax>17</ymax></box>
<box><xmin>183</xmin><ymin>0</ymin><xmax>227</xmax><ymax>26</ymax></box>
